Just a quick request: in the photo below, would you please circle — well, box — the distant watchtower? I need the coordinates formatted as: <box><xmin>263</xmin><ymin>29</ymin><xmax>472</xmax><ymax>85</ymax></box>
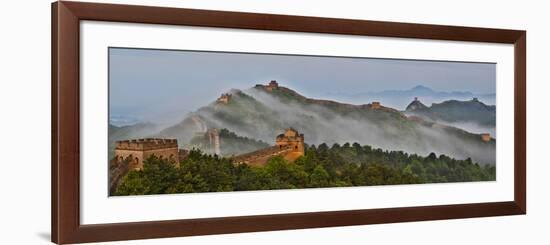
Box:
<box><xmin>480</xmin><ymin>133</ymin><xmax>491</xmax><ymax>142</ymax></box>
<box><xmin>113</xmin><ymin>138</ymin><xmax>179</xmax><ymax>170</ymax></box>
<box><xmin>216</xmin><ymin>93</ymin><xmax>232</xmax><ymax>104</ymax></box>
<box><xmin>266</xmin><ymin>80</ymin><xmax>279</xmax><ymax>91</ymax></box>
<box><xmin>371</xmin><ymin>101</ymin><xmax>381</xmax><ymax>109</ymax></box>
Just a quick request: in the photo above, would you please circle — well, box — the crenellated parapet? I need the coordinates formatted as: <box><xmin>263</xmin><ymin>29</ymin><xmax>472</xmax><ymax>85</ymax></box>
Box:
<box><xmin>115</xmin><ymin>138</ymin><xmax>178</xmax><ymax>151</ymax></box>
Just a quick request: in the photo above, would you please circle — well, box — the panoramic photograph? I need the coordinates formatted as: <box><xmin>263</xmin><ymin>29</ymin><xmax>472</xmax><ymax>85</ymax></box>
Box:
<box><xmin>108</xmin><ymin>47</ymin><xmax>496</xmax><ymax>196</ymax></box>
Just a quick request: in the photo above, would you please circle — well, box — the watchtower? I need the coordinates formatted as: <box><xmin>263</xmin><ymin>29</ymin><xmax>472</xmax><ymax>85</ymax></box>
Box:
<box><xmin>113</xmin><ymin>138</ymin><xmax>179</xmax><ymax>170</ymax></box>
<box><xmin>480</xmin><ymin>133</ymin><xmax>491</xmax><ymax>142</ymax></box>
<box><xmin>275</xmin><ymin>128</ymin><xmax>305</xmax><ymax>157</ymax></box>
<box><xmin>216</xmin><ymin>93</ymin><xmax>232</xmax><ymax>104</ymax></box>
<box><xmin>266</xmin><ymin>80</ymin><xmax>279</xmax><ymax>91</ymax></box>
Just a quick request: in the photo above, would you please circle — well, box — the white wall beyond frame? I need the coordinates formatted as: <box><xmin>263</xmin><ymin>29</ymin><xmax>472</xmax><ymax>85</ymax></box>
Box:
<box><xmin>80</xmin><ymin>20</ymin><xmax>515</xmax><ymax>225</ymax></box>
<box><xmin>4</xmin><ymin>0</ymin><xmax>550</xmax><ymax>245</ymax></box>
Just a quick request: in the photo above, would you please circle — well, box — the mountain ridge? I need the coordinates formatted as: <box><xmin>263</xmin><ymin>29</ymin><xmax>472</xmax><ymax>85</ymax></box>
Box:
<box><xmin>326</xmin><ymin>85</ymin><xmax>495</xmax><ymax>110</ymax></box>
<box><xmin>405</xmin><ymin>97</ymin><xmax>496</xmax><ymax>127</ymax></box>
<box><xmin>153</xmin><ymin>81</ymin><xmax>495</xmax><ymax>165</ymax></box>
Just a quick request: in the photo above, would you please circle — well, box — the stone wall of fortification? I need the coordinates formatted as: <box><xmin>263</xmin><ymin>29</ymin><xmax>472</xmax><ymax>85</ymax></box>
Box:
<box><xmin>232</xmin><ymin>145</ymin><xmax>294</xmax><ymax>166</ymax></box>
<box><xmin>232</xmin><ymin>128</ymin><xmax>305</xmax><ymax>166</ymax></box>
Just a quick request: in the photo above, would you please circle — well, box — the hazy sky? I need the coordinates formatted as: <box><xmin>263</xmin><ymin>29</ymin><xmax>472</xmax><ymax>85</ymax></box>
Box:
<box><xmin>109</xmin><ymin>47</ymin><xmax>495</xmax><ymax>125</ymax></box>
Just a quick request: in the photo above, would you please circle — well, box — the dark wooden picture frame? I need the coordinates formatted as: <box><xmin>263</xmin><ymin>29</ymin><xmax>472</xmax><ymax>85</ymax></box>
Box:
<box><xmin>51</xmin><ymin>1</ymin><xmax>526</xmax><ymax>244</ymax></box>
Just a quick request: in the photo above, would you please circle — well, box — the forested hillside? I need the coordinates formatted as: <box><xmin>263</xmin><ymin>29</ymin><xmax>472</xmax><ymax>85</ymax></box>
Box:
<box><xmin>114</xmin><ymin>143</ymin><xmax>495</xmax><ymax>196</ymax></box>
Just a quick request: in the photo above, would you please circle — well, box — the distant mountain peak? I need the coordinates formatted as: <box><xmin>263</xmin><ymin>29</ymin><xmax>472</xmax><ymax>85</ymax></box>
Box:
<box><xmin>405</xmin><ymin>97</ymin><xmax>496</xmax><ymax>128</ymax></box>
<box><xmin>411</xmin><ymin>85</ymin><xmax>433</xmax><ymax>91</ymax></box>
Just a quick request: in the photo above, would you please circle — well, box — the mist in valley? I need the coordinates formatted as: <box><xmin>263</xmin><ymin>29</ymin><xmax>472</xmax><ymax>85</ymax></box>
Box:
<box><xmin>434</xmin><ymin>120</ymin><xmax>496</xmax><ymax>138</ymax></box>
<box><xmin>179</xmin><ymin>88</ymin><xmax>496</xmax><ymax>165</ymax></box>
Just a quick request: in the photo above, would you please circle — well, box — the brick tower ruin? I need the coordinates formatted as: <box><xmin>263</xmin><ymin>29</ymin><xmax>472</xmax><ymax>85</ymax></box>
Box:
<box><xmin>206</xmin><ymin>128</ymin><xmax>221</xmax><ymax>155</ymax></box>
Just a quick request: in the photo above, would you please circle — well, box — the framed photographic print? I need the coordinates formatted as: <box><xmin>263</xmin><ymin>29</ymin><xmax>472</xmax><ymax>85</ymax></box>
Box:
<box><xmin>52</xmin><ymin>1</ymin><xmax>526</xmax><ymax>244</ymax></box>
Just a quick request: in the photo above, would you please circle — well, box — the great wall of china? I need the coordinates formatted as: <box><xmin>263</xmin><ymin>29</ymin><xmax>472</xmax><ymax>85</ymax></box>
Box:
<box><xmin>109</xmin><ymin>80</ymin><xmax>495</xmax><ymax>194</ymax></box>
<box><xmin>231</xmin><ymin>145</ymin><xmax>293</xmax><ymax>166</ymax></box>
<box><xmin>109</xmin><ymin>128</ymin><xmax>305</xmax><ymax>194</ymax></box>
